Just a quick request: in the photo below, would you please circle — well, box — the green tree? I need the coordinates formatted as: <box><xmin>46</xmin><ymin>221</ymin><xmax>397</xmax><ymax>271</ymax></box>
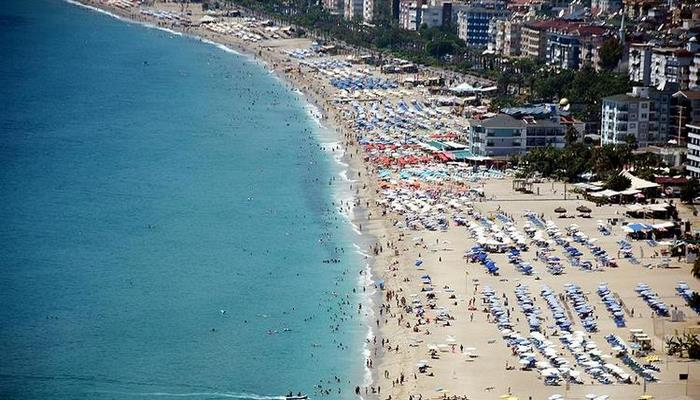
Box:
<box><xmin>559</xmin><ymin>143</ymin><xmax>592</xmax><ymax>181</ymax></box>
<box><xmin>598</xmin><ymin>38</ymin><xmax>624</xmax><ymax>71</ymax></box>
<box><xmin>681</xmin><ymin>178</ymin><xmax>700</xmax><ymax>203</ymax></box>
<box><xmin>690</xmin><ymin>292</ymin><xmax>700</xmax><ymax>312</ymax></box>
<box><xmin>590</xmin><ymin>144</ymin><xmax>633</xmax><ymax>178</ymax></box>
<box><xmin>623</xmin><ymin>134</ymin><xmax>637</xmax><ymax>149</ymax></box>
<box><xmin>605</xmin><ymin>174</ymin><xmax>631</xmax><ymax>191</ymax></box>
<box><xmin>666</xmin><ymin>333</ymin><xmax>700</xmax><ymax>360</ymax></box>
<box><xmin>565</xmin><ymin>125</ymin><xmax>579</xmax><ymax>146</ymax></box>
<box><xmin>520</xmin><ymin>147</ymin><xmax>561</xmax><ymax>178</ymax></box>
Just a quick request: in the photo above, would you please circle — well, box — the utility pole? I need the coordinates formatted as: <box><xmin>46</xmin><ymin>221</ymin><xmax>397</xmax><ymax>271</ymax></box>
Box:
<box><xmin>678</xmin><ymin>105</ymin><xmax>685</xmax><ymax>145</ymax></box>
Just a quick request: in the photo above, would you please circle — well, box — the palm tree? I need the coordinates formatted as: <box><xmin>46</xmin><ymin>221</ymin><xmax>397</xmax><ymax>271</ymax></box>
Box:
<box><xmin>666</xmin><ymin>335</ymin><xmax>688</xmax><ymax>358</ymax></box>
<box><xmin>693</xmin><ymin>257</ymin><xmax>700</xmax><ymax>280</ymax></box>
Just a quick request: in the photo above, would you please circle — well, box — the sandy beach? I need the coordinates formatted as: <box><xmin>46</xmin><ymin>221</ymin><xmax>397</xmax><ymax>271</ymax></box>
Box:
<box><xmin>71</xmin><ymin>1</ymin><xmax>700</xmax><ymax>399</ymax></box>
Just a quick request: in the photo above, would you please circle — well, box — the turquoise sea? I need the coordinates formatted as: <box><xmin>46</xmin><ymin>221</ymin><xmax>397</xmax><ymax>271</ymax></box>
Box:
<box><xmin>0</xmin><ymin>1</ymin><xmax>369</xmax><ymax>398</ymax></box>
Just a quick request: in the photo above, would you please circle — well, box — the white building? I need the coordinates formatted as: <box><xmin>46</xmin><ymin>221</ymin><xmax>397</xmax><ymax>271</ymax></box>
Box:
<box><xmin>398</xmin><ymin>0</ymin><xmax>454</xmax><ymax>31</ymax></box>
<box><xmin>467</xmin><ymin>113</ymin><xmax>567</xmax><ymax>157</ymax></box>
<box><xmin>345</xmin><ymin>0</ymin><xmax>364</xmax><ymax>21</ymax></box>
<box><xmin>457</xmin><ymin>3</ymin><xmax>509</xmax><ymax>47</ymax></box>
<box><xmin>650</xmin><ymin>47</ymin><xmax>694</xmax><ymax>91</ymax></box>
<box><xmin>686</xmin><ymin>124</ymin><xmax>700</xmax><ymax>178</ymax></box>
<box><xmin>601</xmin><ymin>86</ymin><xmax>672</xmax><ymax>147</ymax></box>
<box><xmin>322</xmin><ymin>0</ymin><xmax>343</xmax><ymax>13</ymax></box>
<box><xmin>590</xmin><ymin>0</ymin><xmax>622</xmax><ymax>15</ymax></box>
<box><xmin>399</xmin><ymin>0</ymin><xmax>422</xmax><ymax>30</ymax></box>
<box><xmin>690</xmin><ymin>53</ymin><xmax>700</xmax><ymax>90</ymax></box>
<box><xmin>363</xmin><ymin>0</ymin><xmax>375</xmax><ymax>23</ymax></box>
<box><xmin>628</xmin><ymin>43</ymin><xmax>653</xmax><ymax>86</ymax></box>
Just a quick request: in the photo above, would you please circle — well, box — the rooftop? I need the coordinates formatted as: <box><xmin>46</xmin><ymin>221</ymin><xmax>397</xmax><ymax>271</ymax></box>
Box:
<box><xmin>673</xmin><ymin>90</ymin><xmax>700</xmax><ymax>100</ymax></box>
<box><xmin>603</xmin><ymin>94</ymin><xmax>639</xmax><ymax>102</ymax></box>
<box><xmin>470</xmin><ymin>113</ymin><xmax>526</xmax><ymax>129</ymax></box>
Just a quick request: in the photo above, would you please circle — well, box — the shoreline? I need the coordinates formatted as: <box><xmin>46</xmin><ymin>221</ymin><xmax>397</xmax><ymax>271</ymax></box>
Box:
<box><xmin>63</xmin><ymin>2</ymin><xmax>700</xmax><ymax>399</ymax></box>
<box><xmin>67</xmin><ymin>0</ymin><xmax>395</xmax><ymax>396</ymax></box>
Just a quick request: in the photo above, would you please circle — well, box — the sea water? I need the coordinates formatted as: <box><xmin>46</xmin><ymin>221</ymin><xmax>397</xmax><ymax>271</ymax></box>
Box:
<box><xmin>0</xmin><ymin>1</ymin><xmax>369</xmax><ymax>398</ymax></box>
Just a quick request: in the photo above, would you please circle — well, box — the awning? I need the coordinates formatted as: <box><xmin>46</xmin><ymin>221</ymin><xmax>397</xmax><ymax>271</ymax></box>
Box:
<box><xmin>652</xmin><ymin>221</ymin><xmax>675</xmax><ymax>230</ymax></box>
<box><xmin>619</xmin><ymin>188</ymin><xmax>641</xmax><ymax>196</ymax></box>
<box><xmin>623</xmin><ymin>223</ymin><xmax>655</xmax><ymax>233</ymax></box>
<box><xmin>589</xmin><ymin>189</ymin><xmax>619</xmax><ymax>198</ymax></box>
<box><xmin>620</xmin><ymin>170</ymin><xmax>660</xmax><ymax>190</ymax></box>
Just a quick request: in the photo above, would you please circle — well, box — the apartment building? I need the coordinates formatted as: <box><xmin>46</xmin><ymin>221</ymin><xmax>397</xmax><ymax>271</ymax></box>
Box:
<box><xmin>579</xmin><ymin>34</ymin><xmax>608</xmax><ymax>71</ymax></box>
<box><xmin>467</xmin><ymin>114</ymin><xmax>566</xmax><ymax>157</ymax></box>
<box><xmin>601</xmin><ymin>86</ymin><xmax>672</xmax><ymax>147</ymax></box>
<box><xmin>689</xmin><ymin>52</ymin><xmax>700</xmax><ymax>90</ymax></box>
<box><xmin>629</xmin><ymin>43</ymin><xmax>654</xmax><ymax>86</ymax></box>
<box><xmin>322</xmin><ymin>0</ymin><xmax>344</xmax><ymax>13</ymax></box>
<box><xmin>491</xmin><ymin>18</ymin><xmax>522</xmax><ymax>56</ymax></box>
<box><xmin>687</xmin><ymin>123</ymin><xmax>700</xmax><ymax>178</ymax></box>
<box><xmin>363</xmin><ymin>0</ymin><xmax>375</xmax><ymax>22</ymax></box>
<box><xmin>398</xmin><ymin>0</ymin><xmax>459</xmax><ymax>30</ymax></box>
<box><xmin>650</xmin><ymin>47</ymin><xmax>694</xmax><ymax>91</ymax></box>
<box><xmin>590</xmin><ymin>0</ymin><xmax>622</xmax><ymax>15</ymax></box>
<box><xmin>546</xmin><ymin>25</ymin><xmax>608</xmax><ymax>70</ymax></box>
<box><xmin>672</xmin><ymin>90</ymin><xmax>700</xmax><ymax>142</ymax></box>
<box><xmin>345</xmin><ymin>0</ymin><xmax>364</xmax><ymax>21</ymax></box>
<box><xmin>521</xmin><ymin>19</ymin><xmax>568</xmax><ymax>60</ymax></box>
<box><xmin>457</xmin><ymin>2</ymin><xmax>509</xmax><ymax>47</ymax></box>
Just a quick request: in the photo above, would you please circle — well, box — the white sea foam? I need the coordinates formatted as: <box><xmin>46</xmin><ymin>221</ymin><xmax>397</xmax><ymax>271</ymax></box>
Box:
<box><xmin>200</xmin><ymin>38</ymin><xmax>241</xmax><ymax>56</ymax></box>
<box><xmin>64</xmin><ymin>0</ymin><xmax>267</xmax><ymax>64</ymax></box>
<box><xmin>151</xmin><ymin>25</ymin><xmax>182</xmax><ymax>37</ymax></box>
<box><xmin>65</xmin><ymin>0</ymin><xmax>127</xmax><ymax>21</ymax></box>
<box><xmin>339</xmin><ymin>169</ymin><xmax>354</xmax><ymax>182</ymax></box>
<box><xmin>358</xmin><ymin>259</ymin><xmax>377</xmax><ymax>388</ymax></box>
<box><xmin>353</xmin><ymin>243</ymin><xmax>371</xmax><ymax>258</ymax></box>
<box><xmin>350</xmin><ymin>222</ymin><xmax>362</xmax><ymax>236</ymax></box>
<box><xmin>65</xmin><ymin>0</ymin><xmax>198</xmax><ymax>42</ymax></box>
<box><xmin>305</xmin><ymin>103</ymin><xmax>323</xmax><ymax>127</ymax></box>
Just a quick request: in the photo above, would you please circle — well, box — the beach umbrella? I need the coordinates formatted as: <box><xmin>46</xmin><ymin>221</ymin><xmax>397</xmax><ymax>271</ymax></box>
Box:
<box><xmin>577</xmin><ymin>206</ymin><xmax>592</xmax><ymax>213</ymax></box>
<box><xmin>555</xmin><ymin>207</ymin><xmax>567</xmax><ymax>213</ymax></box>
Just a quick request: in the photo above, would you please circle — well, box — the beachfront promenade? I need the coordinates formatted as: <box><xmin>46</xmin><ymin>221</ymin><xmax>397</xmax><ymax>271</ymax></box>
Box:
<box><xmin>76</xmin><ymin>2</ymin><xmax>700</xmax><ymax>399</ymax></box>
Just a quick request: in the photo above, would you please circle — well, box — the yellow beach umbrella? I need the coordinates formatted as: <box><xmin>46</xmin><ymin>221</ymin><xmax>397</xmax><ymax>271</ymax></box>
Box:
<box><xmin>638</xmin><ymin>395</ymin><xmax>654</xmax><ymax>400</ymax></box>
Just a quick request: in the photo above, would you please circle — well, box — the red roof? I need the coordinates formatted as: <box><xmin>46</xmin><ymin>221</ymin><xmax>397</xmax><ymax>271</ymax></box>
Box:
<box><xmin>575</xmin><ymin>25</ymin><xmax>608</xmax><ymax>37</ymax></box>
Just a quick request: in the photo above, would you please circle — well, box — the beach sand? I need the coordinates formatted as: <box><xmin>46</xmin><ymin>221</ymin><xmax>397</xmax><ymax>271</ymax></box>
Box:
<box><xmin>71</xmin><ymin>2</ymin><xmax>700</xmax><ymax>399</ymax></box>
